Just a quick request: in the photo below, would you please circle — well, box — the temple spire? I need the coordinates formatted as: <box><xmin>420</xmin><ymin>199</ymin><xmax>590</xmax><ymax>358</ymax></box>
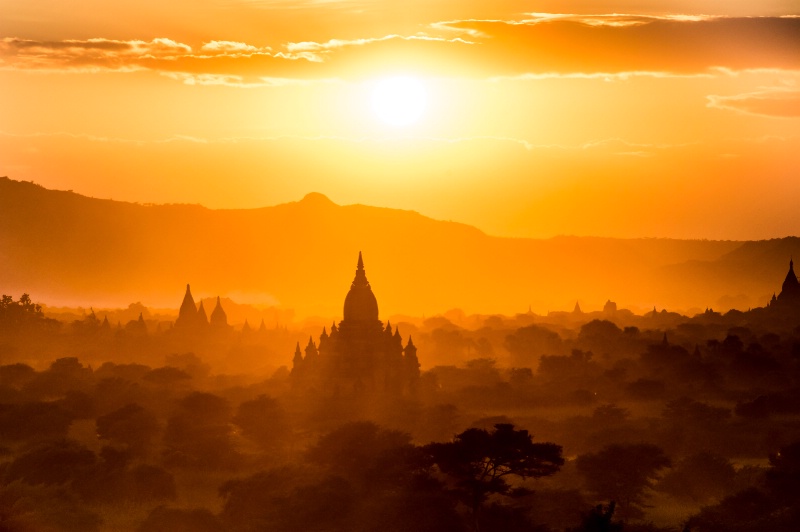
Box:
<box><xmin>197</xmin><ymin>300</ymin><xmax>208</xmax><ymax>325</ymax></box>
<box><xmin>344</xmin><ymin>251</ymin><xmax>378</xmax><ymax>321</ymax></box>
<box><xmin>210</xmin><ymin>296</ymin><xmax>228</xmax><ymax>328</ymax></box>
<box><xmin>175</xmin><ymin>283</ymin><xmax>199</xmax><ymax>329</ymax></box>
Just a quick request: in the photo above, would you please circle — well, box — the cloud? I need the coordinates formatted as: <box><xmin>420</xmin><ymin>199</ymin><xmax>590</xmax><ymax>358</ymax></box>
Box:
<box><xmin>434</xmin><ymin>16</ymin><xmax>800</xmax><ymax>74</ymax></box>
<box><xmin>1</xmin><ymin>16</ymin><xmax>797</xmax><ymax>82</ymax></box>
<box><xmin>200</xmin><ymin>40</ymin><xmax>266</xmax><ymax>54</ymax></box>
<box><xmin>0</xmin><ymin>37</ymin><xmax>278</xmax><ymax>72</ymax></box>
<box><xmin>487</xmin><ymin>71</ymin><xmax>715</xmax><ymax>82</ymax></box>
<box><xmin>161</xmin><ymin>72</ymin><xmax>341</xmax><ymax>87</ymax></box>
<box><xmin>707</xmin><ymin>89</ymin><xmax>800</xmax><ymax>118</ymax></box>
<box><xmin>520</xmin><ymin>13</ymin><xmax>721</xmax><ymax>26</ymax></box>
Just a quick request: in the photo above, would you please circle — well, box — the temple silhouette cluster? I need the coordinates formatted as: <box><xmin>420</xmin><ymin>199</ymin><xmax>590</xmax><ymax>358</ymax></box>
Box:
<box><xmin>290</xmin><ymin>252</ymin><xmax>420</xmax><ymax>396</ymax></box>
<box><xmin>768</xmin><ymin>258</ymin><xmax>800</xmax><ymax>310</ymax></box>
<box><xmin>174</xmin><ymin>285</ymin><xmax>230</xmax><ymax>332</ymax></box>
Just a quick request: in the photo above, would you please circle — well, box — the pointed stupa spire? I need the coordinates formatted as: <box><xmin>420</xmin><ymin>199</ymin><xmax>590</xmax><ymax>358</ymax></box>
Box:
<box><xmin>404</xmin><ymin>336</ymin><xmax>420</xmax><ymax>380</ymax></box>
<box><xmin>319</xmin><ymin>326</ymin><xmax>329</xmax><ymax>347</ymax></box>
<box><xmin>780</xmin><ymin>256</ymin><xmax>800</xmax><ymax>299</ymax></box>
<box><xmin>291</xmin><ymin>341</ymin><xmax>304</xmax><ymax>375</ymax></box>
<box><xmin>175</xmin><ymin>283</ymin><xmax>199</xmax><ymax>329</ymax></box>
<box><xmin>197</xmin><ymin>300</ymin><xmax>209</xmax><ymax>325</ymax></box>
<box><xmin>210</xmin><ymin>296</ymin><xmax>228</xmax><ymax>327</ymax></box>
<box><xmin>294</xmin><ymin>341</ymin><xmax>303</xmax><ymax>361</ymax></box>
<box><xmin>343</xmin><ymin>251</ymin><xmax>379</xmax><ymax>322</ymax></box>
<box><xmin>305</xmin><ymin>336</ymin><xmax>318</xmax><ymax>360</ymax></box>
<box><xmin>573</xmin><ymin>301</ymin><xmax>582</xmax><ymax>314</ymax></box>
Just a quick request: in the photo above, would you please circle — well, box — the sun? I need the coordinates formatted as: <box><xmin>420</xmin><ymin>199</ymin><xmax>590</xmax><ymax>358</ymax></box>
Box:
<box><xmin>370</xmin><ymin>76</ymin><xmax>428</xmax><ymax>127</ymax></box>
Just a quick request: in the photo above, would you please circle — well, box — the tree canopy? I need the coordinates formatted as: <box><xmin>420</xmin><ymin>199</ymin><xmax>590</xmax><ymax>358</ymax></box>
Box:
<box><xmin>425</xmin><ymin>423</ymin><xmax>563</xmax><ymax>528</ymax></box>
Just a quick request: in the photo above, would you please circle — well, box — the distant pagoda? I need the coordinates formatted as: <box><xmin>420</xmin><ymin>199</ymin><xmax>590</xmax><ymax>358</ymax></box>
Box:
<box><xmin>291</xmin><ymin>252</ymin><xmax>420</xmax><ymax>397</ymax></box>
<box><xmin>173</xmin><ymin>284</ymin><xmax>229</xmax><ymax>332</ymax></box>
<box><xmin>768</xmin><ymin>258</ymin><xmax>800</xmax><ymax>310</ymax></box>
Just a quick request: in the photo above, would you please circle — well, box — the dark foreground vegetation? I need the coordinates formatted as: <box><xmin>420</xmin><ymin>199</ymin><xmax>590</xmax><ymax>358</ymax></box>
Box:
<box><xmin>1</xmin><ymin>293</ymin><xmax>800</xmax><ymax>531</ymax></box>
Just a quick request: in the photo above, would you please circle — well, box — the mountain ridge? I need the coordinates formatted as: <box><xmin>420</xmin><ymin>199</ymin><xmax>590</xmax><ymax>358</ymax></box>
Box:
<box><xmin>1</xmin><ymin>177</ymin><xmax>796</xmax><ymax>316</ymax></box>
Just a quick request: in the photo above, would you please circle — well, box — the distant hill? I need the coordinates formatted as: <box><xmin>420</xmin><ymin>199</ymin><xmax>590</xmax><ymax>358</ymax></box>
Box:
<box><xmin>0</xmin><ymin>177</ymin><xmax>797</xmax><ymax>317</ymax></box>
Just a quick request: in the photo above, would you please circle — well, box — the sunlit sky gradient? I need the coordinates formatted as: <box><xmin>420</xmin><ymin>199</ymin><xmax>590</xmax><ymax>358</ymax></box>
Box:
<box><xmin>1</xmin><ymin>1</ymin><xmax>799</xmax><ymax>239</ymax></box>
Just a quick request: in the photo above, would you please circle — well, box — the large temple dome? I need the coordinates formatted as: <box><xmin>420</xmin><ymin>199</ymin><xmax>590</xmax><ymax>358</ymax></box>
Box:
<box><xmin>343</xmin><ymin>251</ymin><xmax>379</xmax><ymax>322</ymax></box>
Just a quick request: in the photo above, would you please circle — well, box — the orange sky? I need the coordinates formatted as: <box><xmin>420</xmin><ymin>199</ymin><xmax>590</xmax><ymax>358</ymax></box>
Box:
<box><xmin>1</xmin><ymin>1</ymin><xmax>799</xmax><ymax>239</ymax></box>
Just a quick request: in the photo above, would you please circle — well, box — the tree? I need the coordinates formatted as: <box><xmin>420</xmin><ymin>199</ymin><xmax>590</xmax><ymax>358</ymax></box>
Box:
<box><xmin>425</xmin><ymin>423</ymin><xmax>563</xmax><ymax>530</ymax></box>
<box><xmin>138</xmin><ymin>506</ymin><xmax>222</xmax><ymax>532</ymax></box>
<box><xmin>687</xmin><ymin>441</ymin><xmax>800</xmax><ymax>531</ymax></box>
<box><xmin>570</xmin><ymin>502</ymin><xmax>624</xmax><ymax>532</ymax></box>
<box><xmin>0</xmin><ymin>293</ymin><xmax>47</xmax><ymax>332</ymax></box>
<box><xmin>306</xmin><ymin>421</ymin><xmax>421</xmax><ymax>487</ymax></box>
<box><xmin>5</xmin><ymin>439</ymin><xmax>96</xmax><ymax>486</ymax></box>
<box><xmin>96</xmin><ymin>403</ymin><xmax>160</xmax><ymax>456</ymax></box>
<box><xmin>657</xmin><ymin>451</ymin><xmax>735</xmax><ymax>504</ymax></box>
<box><xmin>505</xmin><ymin>325</ymin><xmax>564</xmax><ymax>367</ymax></box>
<box><xmin>162</xmin><ymin>392</ymin><xmax>238</xmax><ymax>468</ymax></box>
<box><xmin>0</xmin><ymin>401</ymin><xmax>74</xmax><ymax>442</ymax></box>
<box><xmin>576</xmin><ymin>444</ymin><xmax>671</xmax><ymax>520</ymax></box>
<box><xmin>232</xmin><ymin>394</ymin><xmax>290</xmax><ymax>451</ymax></box>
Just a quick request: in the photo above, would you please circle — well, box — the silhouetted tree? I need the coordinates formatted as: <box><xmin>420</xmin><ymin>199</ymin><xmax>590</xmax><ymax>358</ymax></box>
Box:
<box><xmin>0</xmin><ymin>481</ymin><xmax>101</xmax><ymax>532</ymax></box>
<box><xmin>162</xmin><ymin>392</ymin><xmax>238</xmax><ymax>468</ymax></box>
<box><xmin>130</xmin><ymin>464</ymin><xmax>178</xmax><ymax>502</ymax></box>
<box><xmin>23</xmin><ymin>357</ymin><xmax>93</xmax><ymax>398</ymax></box>
<box><xmin>0</xmin><ymin>293</ymin><xmax>49</xmax><ymax>333</ymax></box>
<box><xmin>576</xmin><ymin>443</ymin><xmax>671</xmax><ymax>520</ymax></box>
<box><xmin>0</xmin><ymin>401</ymin><xmax>74</xmax><ymax>442</ymax></box>
<box><xmin>138</xmin><ymin>506</ymin><xmax>223</xmax><ymax>532</ymax></box>
<box><xmin>425</xmin><ymin>423</ymin><xmax>563</xmax><ymax>530</ymax></box>
<box><xmin>232</xmin><ymin>394</ymin><xmax>290</xmax><ymax>452</ymax></box>
<box><xmin>505</xmin><ymin>325</ymin><xmax>563</xmax><ymax>367</ymax></box>
<box><xmin>0</xmin><ymin>362</ymin><xmax>36</xmax><ymax>389</ymax></box>
<box><xmin>306</xmin><ymin>421</ymin><xmax>422</xmax><ymax>487</ymax></box>
<box><xmin>765</xmin><ymin>440</ymin><xmax>800</xmax><ymax>505</ymax></box>
<box><xmin>358</xmin><ymin>474</ymin><xmax>466</xmax><ymax>532</ymax></box>
<box><xmin>416</xmin><ymin>403</ymin><xmax>464</xmax><ymax>443</ymax></box>
<box><xmin>4</xmin><ymin>439</ymin><xmax>97</xmax><ymax>492</ymax></box>
<box><xmin>96</xmin><ymin>403</ymin><xmax>160</xmax><ymax>456</ymax></box>
<box><xmin>657</xmin><ymin>451</ymin><xmax>736</xmax><ymax>503</ymax></box>
<box><xmin>577</xmin><ymin>320</ymin><xmax>623</xmax><ymax>353</ymax></box>
<box><xmin>569</xmin><ymin>502</ymin><xmax>624</xmax><ymax>532</ymax></box>
<box><xmin>219</xmin><ymin>466</ymin><xmax>355</xmax><ymax>532</ymax></box>
<box><xmin>142</xmin><ymin>366</ymin><xmax>192</xmax><ymax>386</ymax></box>
<box><xmin>538</xmin><ymin>350</ymin><xmax>599</xmax><ymax>388</ymax></box>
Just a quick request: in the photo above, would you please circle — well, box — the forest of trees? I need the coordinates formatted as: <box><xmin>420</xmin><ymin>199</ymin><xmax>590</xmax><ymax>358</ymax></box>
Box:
<box><xmin>1</xmin><ymin>293</ymin><xmax>800</xmax><ymax>531</ymax></box>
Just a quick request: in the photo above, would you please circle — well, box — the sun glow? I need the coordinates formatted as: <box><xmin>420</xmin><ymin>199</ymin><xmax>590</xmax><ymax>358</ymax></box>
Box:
<box><xmin>370</xmin><ymin>76</ymin><xmax>428</xmax><ymax>127</ymax></box>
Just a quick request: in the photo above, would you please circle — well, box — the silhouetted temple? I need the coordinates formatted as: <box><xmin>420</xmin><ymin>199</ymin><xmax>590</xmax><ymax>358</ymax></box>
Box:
<box><xmin>291</xmin><ymin>252</ymin><xmax>420</xmax><ymax>396</ymax></box>
<box><xmin>173</xmin><ymin>284</ymin><xmax>229</xmax><ymax>331</ymax></box>
<box><xmin>768</xmin><ymin>259</ymin><xmax>800</xmax><ymax>310</ymax></box>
